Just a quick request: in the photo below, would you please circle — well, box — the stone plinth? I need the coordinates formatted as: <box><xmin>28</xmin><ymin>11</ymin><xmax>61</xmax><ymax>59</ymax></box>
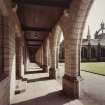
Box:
<box><xmin>63</xmin><ymin>74</ymin><xmax>79</xmax><ymax>99</ymax></box>
<box><xmin>42</xmin><ymin>65</ymin><xmax>48</xmax><ymax>72</ymax></box>
<box><xmin>49</xmin><ymin>68</ymin><xmax>56</xmax><ymax>79</ymax></box>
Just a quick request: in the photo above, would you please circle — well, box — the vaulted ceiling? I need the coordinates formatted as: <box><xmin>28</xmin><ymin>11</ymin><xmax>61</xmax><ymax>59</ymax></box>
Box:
<box><xmin>13</xmin><ymin>0</ymin><xmax>72</xmax><ymax>52</ymax></box>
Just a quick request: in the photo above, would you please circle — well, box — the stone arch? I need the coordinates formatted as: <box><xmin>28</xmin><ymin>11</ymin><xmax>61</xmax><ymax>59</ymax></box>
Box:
<box><xmin>58</xmin><ymin>0</ymin><xmax>94</xmax><ymax>98</ymax></box>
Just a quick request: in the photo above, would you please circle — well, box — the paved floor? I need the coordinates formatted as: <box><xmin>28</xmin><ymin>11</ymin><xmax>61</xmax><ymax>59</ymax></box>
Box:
<box><xmin>58</xmin><ymin>63</ymin><xmax>105</xmax><ymax>105</ymax></box>
<box><xmin>80</xmin><ymin>71</ymin><xmax>105</xmax><ymax>105</ymax></box>
<box><xmin>11</xmin><ymin>63</ymin><xmax>105</xmax><ymax>105</ymax></box>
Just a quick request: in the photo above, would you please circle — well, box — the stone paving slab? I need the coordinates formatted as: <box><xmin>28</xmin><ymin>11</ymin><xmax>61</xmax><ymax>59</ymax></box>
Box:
<box><xmin>11</xmin><ymin>63</ymin><xmax>105</xmax><ymax>105</ymax></box>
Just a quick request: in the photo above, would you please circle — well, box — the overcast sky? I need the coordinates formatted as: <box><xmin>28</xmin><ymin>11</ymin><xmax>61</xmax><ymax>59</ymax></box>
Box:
<box><xmin>83</xmin><ymin>0</ymin><xmax>105</xmax><ymax>39</ymax></box>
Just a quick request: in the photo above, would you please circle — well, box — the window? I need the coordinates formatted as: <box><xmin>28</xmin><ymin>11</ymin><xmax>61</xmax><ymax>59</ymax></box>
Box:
<box><xmin>81</xmin><ymin>47</ymin><xmax>87</xmax><ymax>58</ymax></box>
<box><xmin>91</xmin><ymin>47</ymin><xmax>96</xmax><ymax>58</ymax></box>
<box><xmin>101</xmin><ymin>47</ymin><xmax>105</xmax><ymax>57</ymax></box>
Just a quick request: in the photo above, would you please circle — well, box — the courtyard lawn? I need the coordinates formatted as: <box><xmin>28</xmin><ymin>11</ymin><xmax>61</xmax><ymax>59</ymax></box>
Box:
<box><xmin>80</xmin><ymin>62</ymin><xmax>105</xmax><ymax>76</ymax></box>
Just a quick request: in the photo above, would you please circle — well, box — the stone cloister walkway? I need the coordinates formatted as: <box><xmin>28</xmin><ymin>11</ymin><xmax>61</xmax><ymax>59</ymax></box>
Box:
<box><xmin>11</xmin><ymin>63</ymin><xmax>105</xmax><ymax>105</ymax></box>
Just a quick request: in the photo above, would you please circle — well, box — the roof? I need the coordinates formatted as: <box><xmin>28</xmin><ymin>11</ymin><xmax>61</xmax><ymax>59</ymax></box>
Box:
<box><xmin>82</xmin><ymin>39</ymin><xmax>105</xmax><ymax>46</ymax></box>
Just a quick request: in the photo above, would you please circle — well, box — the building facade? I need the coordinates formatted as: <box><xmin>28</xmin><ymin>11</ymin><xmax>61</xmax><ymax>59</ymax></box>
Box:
<box><xmin>59</xmin><ymin>22</ymin><xmax>105</xmax><ymax>62</ymax></box>
<box><xmin>81</xmin><ymin>22</ymin><xmax>105</xmax><ymax>62</ymax></box>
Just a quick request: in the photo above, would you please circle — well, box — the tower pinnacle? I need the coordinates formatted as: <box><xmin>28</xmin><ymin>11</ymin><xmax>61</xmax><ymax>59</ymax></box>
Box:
<box><xmin>87</xmin><ymin>25</ymin><xmax>91</xmax><ymax>40</ymax></box>
<box><xmin>101</xmin><ymin>20</ymin><xmax>104</xmax><ymax>29</ymax></box>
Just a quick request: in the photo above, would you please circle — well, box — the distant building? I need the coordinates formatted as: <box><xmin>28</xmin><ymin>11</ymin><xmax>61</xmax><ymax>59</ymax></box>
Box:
<box><xmin>59</xmin><ymin>22</ymin><xmax>105</xmax><ymax>62</ymax></box>
<box><xmin>81</xmin><ymin>22</ymin><xmax>105</xmax><ymax>62</ymax></box>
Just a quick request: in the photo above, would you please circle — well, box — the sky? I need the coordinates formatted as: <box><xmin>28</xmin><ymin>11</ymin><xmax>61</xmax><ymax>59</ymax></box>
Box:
<box><xmin>83</xmin><ymin>0</ymin><xmax>105</xmax><ymax>39</ymax></box>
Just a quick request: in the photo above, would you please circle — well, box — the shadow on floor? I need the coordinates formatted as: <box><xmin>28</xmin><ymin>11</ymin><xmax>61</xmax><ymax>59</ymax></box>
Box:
<box><xmin>12</xmin><ymin>91</ymin><xmax>71</xmax><ymax>105</ymax></box>
<box><xmin>25</xmin><ymin>70</ymin><xmax>45</xmax><ymax>74</ymax></box>
<box><xmin>27</xmin><ymin>77</ymin><xmax>50</xmax><ymax>83</ymax></box>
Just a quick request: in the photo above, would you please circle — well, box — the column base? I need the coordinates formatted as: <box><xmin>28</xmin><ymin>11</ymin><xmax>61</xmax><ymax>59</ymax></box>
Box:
<box><xmin>49</xmin><ymin>68</ymin><xmax>56</xmax><ymax>79</ymax></box>
<box><xmin>42</xmin><ymin>65</ymin><xmax>48</xmax><ymax>72</ymax></box>
<box><xmin>15</xmin><ymin>79</ymin><xmax>27</xmax><ymax>95</ymax></box>
<box><xmin>63</xmin><ymin>75</ymin><xmax>79</xmax><ymax>99</ymax></box>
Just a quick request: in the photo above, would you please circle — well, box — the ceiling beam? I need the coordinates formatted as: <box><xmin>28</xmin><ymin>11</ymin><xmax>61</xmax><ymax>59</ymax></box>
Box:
<box><xmin>27</xmin><ymin>45</ymin><xmax>41</xmax><ymax>50</ymax></box>
<box><xmin>28</xmin><ymin>47</ymin><xmax>39</xmax><ymax>51</ymax></box>
<box><xmin>26</xmin><ymin>39</ymin><xmax>43</xmax><ymax>42</ymax></box>
<box><xmin>27</xmin><ymin>45</ymin><xmax>41</xmax><ymax>47</ymax></box>
<box><xmin>13</xmin><ymin>0</ymin><xmax>71</xmax><ymax>8</ymax></box>
<box><xmin>28</xmin><ymin>46</ymin><xmax>40</xmax><ymax>48</ymax></box>
<box><xmin>27</xmin><ymin>42</ymin><xmax>42</xmax><ymax>45</ymax></box>
<box><xmin>27</xmin><ymin>41</ymin><xmax>42</xmax><ymax>45</ymax></box>
<box><xmin>25</xmin><ymin>36</ymin><xmax>44</xmax><ymax>41</ymax></box>
<box><xmin>22</xmin><ymin>26</ymin><xmax>51</xmax><ymax>32</ymax></box>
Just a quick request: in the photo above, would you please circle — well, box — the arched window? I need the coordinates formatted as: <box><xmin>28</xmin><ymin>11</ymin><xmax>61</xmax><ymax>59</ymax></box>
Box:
<box><xmin>103</xmin><ymin>48</ymin><xmax>105</xmax><ymax>57</ymax></box>
<box><xmin>101</xmin><ymin>47</ymin><xmax>105</xmax><ymax>57</ymax></box>
<box><xmin>91</xmin><ymin>47</ymin><xmax>96</xmax><ymax>58</ymax></box>
<box><xmin>81</xmin><ymin>47</ymin><xmax>87</xmax><ymax>58</ymax></box>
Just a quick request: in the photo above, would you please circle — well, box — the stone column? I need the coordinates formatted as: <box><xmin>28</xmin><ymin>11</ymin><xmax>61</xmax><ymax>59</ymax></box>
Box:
<box><xmin>23</xmin><ymin>46</ymin><xmax>27</xmax><ymax>73</ymax></box>
<box><xmin>20</xmin><ymin>42</ymin><xmax>25</xmax><ymax>78</ymax></box>
<box><xmin>42</xmin><ymin>41</ymin><xmax>48</xmax><ymax>72</ymax></box>
<box><xmin>49</xmin><ymin>33</ymin><xmax>56</xmax><ymax>79</ymax></box>
<box><xmin>56</xmin><ymin>32</ymin><xmax>62</xmax><ymax>68</ymax></box>
<box><xmin>40</xmin><ymin>46</ymin><xmax>43</xmax><ymax>67</ymax></box>
<box><xmin>47</xmin><ymin>38</ymin><xmax>51</xmax><ymax>70</ymax></box>
<box><xmin>15</xmin><ymin>39</ymin><xmax>27</xmax><ymax>94</ymax></box>
<box><xmin>0</xmin><ymin>15</ymin><xmax>5</xmax><ymax>74</ymax></box>
<box><xmin>15</xmin><ymin>37</ymin><xmax>22</xmax><ymax>80</ymax></box>
<box><xmin>59</xmin><ymin>0</ymin><xmax>93</xmax><ymax>98</ymax></box>
<box><xmin>0</xmin><ymin>16</ymin><xmax>9</xmax><ymax>76</ymax></box>
<box><xmin>63</xmin><ymin>37</ymin><xmax>79</xmax><ymax>98</ymax></box>
<box><xmin>56</xmin><ymin>46</ymin><xmax>59</xmax><ymax>68</ymax></box>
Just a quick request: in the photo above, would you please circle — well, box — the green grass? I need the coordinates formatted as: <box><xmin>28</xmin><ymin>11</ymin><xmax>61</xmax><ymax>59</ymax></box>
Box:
<box><xmin>80</xmin><ymin>62</ymin><xmax>105</xmax><ymax>76</ymax></box>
